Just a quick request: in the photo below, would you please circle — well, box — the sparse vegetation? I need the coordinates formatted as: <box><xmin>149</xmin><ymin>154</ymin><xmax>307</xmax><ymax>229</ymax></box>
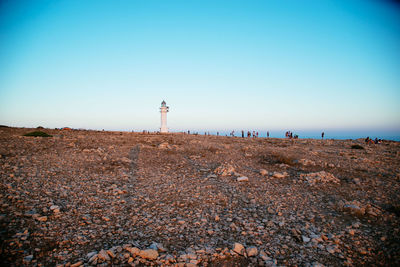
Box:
<box><xmin>260</xmin><ymin>153</ymin><xmax>296</xmax><ymax>166</ymax></box>
<box><xmin>23</xmin><ymin>131</ymin><xmax>52</xmax><ymax>137</ymax></box>
<box><xmin>351</xmin><ymin>144</ymin><xmax>364</xmax><ymax>150</ymax></box>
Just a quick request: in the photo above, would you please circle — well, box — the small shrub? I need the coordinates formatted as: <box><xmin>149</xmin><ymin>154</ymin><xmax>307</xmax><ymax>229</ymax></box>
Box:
<box><xmin>351</xmin><ymin>144</ymin><xmax>364</xmax><ymax>150</ymax></box>
<box><xmin>260</xmin><ymin>153</ymin><xmax>296</xmax><ymax>166</ymax></box>
<box><xmin>23</xmin><ymin>131</ymin><xmax>52</xmax><ymax>137</ymax></box>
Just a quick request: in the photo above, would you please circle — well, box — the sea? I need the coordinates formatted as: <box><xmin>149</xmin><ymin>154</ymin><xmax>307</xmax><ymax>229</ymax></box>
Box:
<box><xmin>185</xmin><ymin>130</ymin><xmax>400</xmax><ymax>141</ymax></box>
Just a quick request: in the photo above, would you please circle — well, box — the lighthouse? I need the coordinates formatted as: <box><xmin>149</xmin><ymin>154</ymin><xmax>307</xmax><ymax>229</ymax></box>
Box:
<box><xmin>160</xmin><ymin>100</ymin><xmax>169</xmax><ymax>133</ymax></box>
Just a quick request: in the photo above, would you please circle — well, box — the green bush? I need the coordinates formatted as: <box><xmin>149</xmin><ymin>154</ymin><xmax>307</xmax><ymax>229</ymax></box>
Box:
<box><xmin>23</xmin><ymin>131</ymin><xmax>52</xmax><ymax>137</ymax></box>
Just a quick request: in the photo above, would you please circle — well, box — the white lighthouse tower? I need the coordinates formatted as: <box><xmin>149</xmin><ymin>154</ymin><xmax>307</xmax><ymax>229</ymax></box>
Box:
<box><xmin>160</xmin><ymin>100</ymin><xmax>169</xmax><ymax>133</ymax></box>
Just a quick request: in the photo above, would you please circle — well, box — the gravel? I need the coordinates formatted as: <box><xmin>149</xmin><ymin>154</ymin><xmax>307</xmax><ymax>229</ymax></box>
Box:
<box><xmin>0</xmin><ymin>127</ymin><xmax>399</xmax><ymax>266</ymax></box>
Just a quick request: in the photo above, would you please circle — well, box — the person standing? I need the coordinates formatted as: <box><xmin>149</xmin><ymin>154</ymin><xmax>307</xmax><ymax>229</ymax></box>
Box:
<box><xmin>322</xmin><ymin>132</ymin><xmax>325</xmax><ymax>139</ymax></box>
<box><xmin>267</xmin><ymin>131</ymin><xmax>269</xmax><ymax>138</ymax></box>
<box><xmin>241</xmin><ymin>130</ymin><xmax>244</xmax><ymax>138</ymax></box>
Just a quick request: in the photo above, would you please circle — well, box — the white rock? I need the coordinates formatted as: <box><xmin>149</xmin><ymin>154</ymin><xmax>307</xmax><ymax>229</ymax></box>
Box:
<box><xmin>302</xmin><ymin>236</ymin><xmax>311</xmax><ymax>243</ymax></box>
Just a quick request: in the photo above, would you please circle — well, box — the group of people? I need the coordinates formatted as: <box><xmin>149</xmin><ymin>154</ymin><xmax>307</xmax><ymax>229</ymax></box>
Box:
<box><xmin>365</xmin><ymin>137</ymin><xmax>381</xmax><ymax>144</ymax></box>
<box><xmin>285</xmin><ymin>131</ymin><xmax>298</xmax><ymax>139</ymax></box>
<box><xmin>241</xmin><ymin>130</ymin><xmax>260</xmax><ymax>138</ymax></box>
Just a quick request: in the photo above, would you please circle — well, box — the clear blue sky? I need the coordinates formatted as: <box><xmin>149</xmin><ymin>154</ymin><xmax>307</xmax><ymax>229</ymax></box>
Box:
<box><xmin>1</xmin><ymin>0</ymin><xmax>399</xmax><ymax>136</ymax></box>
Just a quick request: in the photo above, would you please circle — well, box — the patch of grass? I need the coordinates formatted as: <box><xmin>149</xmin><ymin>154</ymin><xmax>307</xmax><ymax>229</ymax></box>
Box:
<box><xmin>23</xmin><ymin>131</ymin><xmax>52</xmax><ymax>137</ymax></box>
<box><xmin>351</xmin><ymin>144</ymin><xmax>364</xmax><ymax>150</ymax></box>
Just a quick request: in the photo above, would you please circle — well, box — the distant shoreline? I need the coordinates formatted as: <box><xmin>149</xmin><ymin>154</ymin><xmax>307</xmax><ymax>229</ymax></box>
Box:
<box><xmin>2</xmin><ymin>125</ymin><xmax>399</xmax><ymax>142</ymax></box>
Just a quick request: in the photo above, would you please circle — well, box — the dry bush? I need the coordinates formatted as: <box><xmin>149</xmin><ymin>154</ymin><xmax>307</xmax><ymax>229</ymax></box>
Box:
<box><xmin>204</xmin><ymin>146</ymin><xmax>219</xmax><ymax>153</ymax></box>
<box><xmin>259</xmin><ymin>153</ymin><xmax>296</xmax><ymax>166</ymax></box>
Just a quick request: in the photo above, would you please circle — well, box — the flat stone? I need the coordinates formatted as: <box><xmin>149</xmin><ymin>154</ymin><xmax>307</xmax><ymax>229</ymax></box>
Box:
<box><xmin>237</xmin><ymin>176</ymin><xmax>249</xmax><ymax>182</ymax></box>
<box><xmin>86</xmin><ymin>251</ymin><xmax>97</xmax><ymax>259</ymax></box>
<box><xmin>70</xmin><ymin>261</ymin><xmax>83</xmax><ymax>267</ymax></box>
<box><xmin>36</xmin><ymin>216</ymin><xmax>47</xmax><ymax>222</ymax></box>
<box><xmin>272</xmin><ymin>172</ymin><xmax>286</xmax><ymax>179</ymax></box>
<box><xmin>139</xmin><ymin>249</ymin><xmax>159</xmax><ymax>260</ymax></box>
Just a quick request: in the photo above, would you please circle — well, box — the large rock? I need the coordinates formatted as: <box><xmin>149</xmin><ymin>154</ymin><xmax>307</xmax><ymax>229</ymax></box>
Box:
<box><xmin>158</xmin><ymin>142</ymin><xmax>171</xmax><ymax>149</ymax></box>
<box><xmin>214</xmin><ymin>164</ymin><xmax>235</xmax><ymax>176</ymax></box>
<box><xmin>138</xmin><ymin>249</ymin><xmax>159</xmax><ymax>260</ymax></box>
<box><xmin>272</xmin><ymin>172</ymin><xmax>287</xmax><ymax>179</ymax></box>
<box><xmin>341</xmin><ymin>201</ymin><xmax>366</xmax><ymax>216</ymax></box>
<box><xmin>233</xmin><ymin>242</ymin><xmax>245</xmax><ymax>255</ymax></box>
<box><xmin>246</xmin><ymin>246</ymin><xmax>258</xmax><ymax>257</ymax></box>
<box><xmin>97</xmin><ymin>249</ymin><xmax>110</xmax><ymax>261</ymax></box>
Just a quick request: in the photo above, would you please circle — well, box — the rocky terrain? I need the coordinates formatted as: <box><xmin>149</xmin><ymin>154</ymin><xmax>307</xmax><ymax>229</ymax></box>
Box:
<box><xmin>0</xmin><ymin>127</ymin><xmax>399</xmax><ymax>266</ymax></box>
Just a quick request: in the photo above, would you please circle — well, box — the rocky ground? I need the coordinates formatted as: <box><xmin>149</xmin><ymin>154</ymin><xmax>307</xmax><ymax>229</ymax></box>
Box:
<box><xmin>0</xmin><ymin>127</ymin><xmax>399</xmax><ymax>266</ymax></box>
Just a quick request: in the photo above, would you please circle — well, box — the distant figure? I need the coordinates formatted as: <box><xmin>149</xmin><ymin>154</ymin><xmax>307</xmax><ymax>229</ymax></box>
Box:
<box><xmin>241</xmin><ymin>130</ymin><xmax>244</xmax><ymax>138</ymax></box>
<box><xmin>267</xmin><ymin>131</ymin><xmax>269</xmax><ymax>138</ymax></box>
<box><xmin>322</xmin><ymin>132</ymin><xmax>325</xmax><ymax>139</ymax></box>
<box><xmin>256</xmin><ymin>132</ymin><xmax>259</xmax><ymax>138</ymax></box>
<box><xmin>247</xmin><ymin>131</ymin><xmax>251</xmax><ymax>138</ymax></box>
<box><xmin>217</xmin><ymin>132</ymin><xmax>219</xmax><ymax>136</ymax></box>
<box><xmin>365</xmin><ymin>137</ymin><xmax>370</xmax><ymax>144</ymax></box>
<box><xmin>252</xmin><ymin>131</ymin><xmax>255</xmax><ymax>138</ymax></box>
<box><xmin>188</xmin><ymin>130</ymin><xmax>190</xmax><ymax>134</ymax></box>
